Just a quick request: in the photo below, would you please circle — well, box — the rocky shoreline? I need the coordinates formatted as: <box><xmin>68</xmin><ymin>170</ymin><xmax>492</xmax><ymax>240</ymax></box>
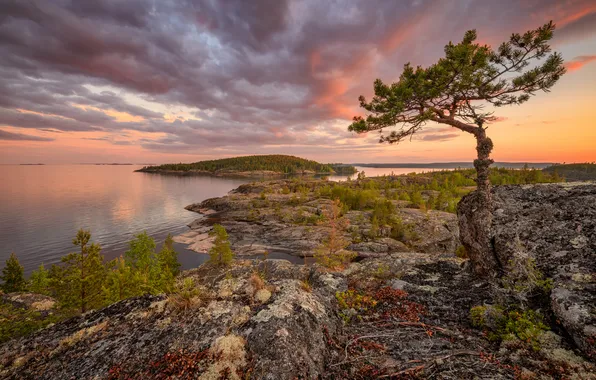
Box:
<box><xmin>1</xmin><ymin>180</ymin><xmax>594</xmax><ymax>379</ymax></box>
<box><xmin>175</xmin><ymin>179</ymin><xmax>460</xmax><ymax>259</ymax></box>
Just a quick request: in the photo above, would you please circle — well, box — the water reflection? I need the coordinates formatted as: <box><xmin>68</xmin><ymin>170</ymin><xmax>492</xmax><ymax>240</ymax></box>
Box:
<box><xmin>0</xmin><ymin>165</ymin><xmax>248</xmax><ymax>274</ymax></box>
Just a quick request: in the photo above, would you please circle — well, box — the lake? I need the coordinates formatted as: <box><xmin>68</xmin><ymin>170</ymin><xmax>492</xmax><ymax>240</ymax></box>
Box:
<box><xmin>0</xmin><ymin>165</ymin><xmax>433</xmax><ymax>274</ymax></box>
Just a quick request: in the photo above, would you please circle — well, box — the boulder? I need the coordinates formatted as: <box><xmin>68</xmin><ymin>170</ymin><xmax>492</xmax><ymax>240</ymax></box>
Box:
<box><xmin>459</xmin><ymin>182</ymin><xmax>596</xmax><ymax>359</ymax></box>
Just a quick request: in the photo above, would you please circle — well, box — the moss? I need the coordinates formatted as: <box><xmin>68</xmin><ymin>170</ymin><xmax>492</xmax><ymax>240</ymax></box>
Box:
<box><xmin>455</xmin><ymin>245</ymin><xmax>468</xmax><ymax>259</ymax></box>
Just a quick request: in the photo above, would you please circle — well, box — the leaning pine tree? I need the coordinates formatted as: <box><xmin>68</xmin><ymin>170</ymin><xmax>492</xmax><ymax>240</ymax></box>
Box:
<box><xmin>348</xmin><ymin>22</ymin><xmax>565</xmax><ymax>276</ymax></box>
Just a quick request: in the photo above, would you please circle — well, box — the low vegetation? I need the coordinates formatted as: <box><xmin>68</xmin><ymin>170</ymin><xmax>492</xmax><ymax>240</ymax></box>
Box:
<box><xmin>470</xmin><ymin>305</ymin><xmax>549</xmax><ymax>351</ymax></box>
<box><xmin>208</xmin><ymin>224</ymin><xmax>235</xmax><ymax>266</ymax></box>
<box><xmin>137</xmin><ymin>154</ymin><xmax>356</xmax><ymax>175</ymax></box>
<box><xmin>0</xmin><ymin>229</ymin><xmax>182</xmax><ymax>342</ymax></box>
<box><xmin>313</xmin><ymin>199</ymin><xmax>356</xmax><ymax>270</ymax></box>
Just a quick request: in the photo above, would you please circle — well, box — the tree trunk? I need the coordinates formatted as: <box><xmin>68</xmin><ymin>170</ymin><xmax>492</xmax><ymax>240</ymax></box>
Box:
<box><xmin>458</xmin><ymin>128</ymin><xmax>501</xmax><ymax>278</ymax></box>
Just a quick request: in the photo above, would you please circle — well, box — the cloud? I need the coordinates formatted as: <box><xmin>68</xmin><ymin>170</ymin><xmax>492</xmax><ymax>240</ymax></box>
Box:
<box><xmin>564</xmin><ymin>55</ymin><xmax>596</xmax><ymax>71</ymax></box>
<box><xmin>420</xmin><ymin>133</ymin><xmax>460</xmax><ymax>142</ymax></box>
<box><xmin>0</xmin><ymin>0</ymin><xmax>594</xmax><ymax>158</ymax></box>
<box><xmin>0</xmin><ymin>129</ymin><xmax>54</xmax><ymax>141</ymax></box>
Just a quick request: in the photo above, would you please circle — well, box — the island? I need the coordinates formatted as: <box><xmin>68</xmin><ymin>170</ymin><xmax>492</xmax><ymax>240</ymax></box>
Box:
<box><xmin>135</xmin><ymin>154</ymin><xmax>357</xmax><ymax>177</ymax></box>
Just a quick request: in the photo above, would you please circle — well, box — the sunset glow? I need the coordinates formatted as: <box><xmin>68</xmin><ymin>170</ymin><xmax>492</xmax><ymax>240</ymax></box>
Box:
<box><xmin>0</xmin><ymin>0</ymin><xmax>595</xmax><ymax>164</ymax></box>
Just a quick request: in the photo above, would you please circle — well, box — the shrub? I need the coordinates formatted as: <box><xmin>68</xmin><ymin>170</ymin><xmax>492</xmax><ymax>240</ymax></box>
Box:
<box><xmin>167</xmin><ymin>278</ymin><xmax>205</xmax><ymax>313</ymax></box>
<box><xmin>248</xmin><ymin>272</ymin><xmax>265</xmax><ymax>294</ymax></box>
<box><xmin>314</xmin><ymin>199</ymin><xmax>356</xmax><ymax>270</ymax></box>
<box><xmin>0</xmin><ymin>253</ymin><xmax>26</xmax><ymax>293</ymax></box>
<box><xmin>336</xmin><ymin>289</ymin><xmax>377</xmax><ymax>313</ymax></box>
<box><xmin>0</xmin><ymin>303</ymin><xmax>64</xmax><ymax>343</ymax></box>
<box><xmin>470</xmin><ymin>305</ymin><xmax>549</xmax><ymax>351</ymax></box>
<box><xmin>208</xmin><ymin>225</ymin><xmax>234</xmax><ymax>266</ymax></box>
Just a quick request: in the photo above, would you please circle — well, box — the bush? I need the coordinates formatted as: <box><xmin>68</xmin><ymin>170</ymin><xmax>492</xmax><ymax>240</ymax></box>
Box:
<box><xmin>0</xmin><ymin>303</ymin><xmax>64</xmax><ymax>343</ymax></box>
<box><xmin>470</xmin><ymin>305</ymin><xmax>549</xmax><ymax>351</ymax></box>
<box><xmin>208</xmin><ymin>225</ymin><xmax>234</xmax><ymax>266</ymax></box>
<box><xmin>167</xmin><ymin>278</ymin><xmax>205</xmax><ymax>313</ymax></box>
<box><xmin>1</xmin><ymin>253</ymin><xmax>26</xmax><ymax>293</ymax></box>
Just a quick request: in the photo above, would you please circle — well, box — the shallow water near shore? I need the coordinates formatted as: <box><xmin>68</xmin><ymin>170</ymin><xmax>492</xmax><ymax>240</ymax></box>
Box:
<box><xmin>0</xmin><ymin>164</ymin><xmax>426</xmax><ymax>274</ymax></box>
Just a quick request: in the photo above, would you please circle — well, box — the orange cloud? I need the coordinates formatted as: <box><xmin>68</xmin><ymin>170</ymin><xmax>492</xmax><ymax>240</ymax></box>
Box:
<box><xmin>72</xmin><ymin>104</ymin><xmax>144</xmax><ymax>122</ymax></box>
<box><xmin>556</xmin><ymin>4</ymin><xmax>596</xmax><ymax>27</ymax></box>
<box><xmin>564</xmin><ymin>55</ymin><xmax>596</xmax><ymax>71</ymax></box>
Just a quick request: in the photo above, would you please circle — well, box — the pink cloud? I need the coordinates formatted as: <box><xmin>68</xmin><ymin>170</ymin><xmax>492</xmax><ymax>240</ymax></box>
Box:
<box><xmin>564</xmin><ymin>55</ymin><xmax>596</xmax><ymax>72</ymax></box>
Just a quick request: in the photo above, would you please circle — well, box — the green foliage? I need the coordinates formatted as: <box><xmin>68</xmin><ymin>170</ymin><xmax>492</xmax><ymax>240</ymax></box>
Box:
<box><xmin>316</xmin><ymin>168</ymin><xmax>562</xmax><ymax>216</ymax></box>
<box><xmin>139</xmin><ymin>154</ymin><xmax>356</xmax><ymax>175</ymax></box>
<box><xmin>314</xmin><ymin>199</ymin><xmax>356</xmax><ymax>270</ymax></box>
<box><xmin>168</xmin><ymin>278</ymin><xmax>204</xmax><ymax>314</ymax></box>
<box><xmin>155</xmin><ymin>234</ymin><xmax>181</xmax><ymax>293</ymax></box>
<box><xmin>208</xmin><ymin>224</ymin><xmax>234</xmax><ymax>266</ymax></box>
<box><xmin>0</xmin><ymin>303</ymin><xmax>64</xmax><ymax>343</ymax></box>
<box><xmin>4</xmin><ymin>229</ymin><xmax>181</xmax><ymax>342</ymax></box>
<box><xmin>336</xmin><ymin>289</ymin><xmax>378</xmax><ymax>322</ymax></box>
<box><xmin>103</xmin><ymin>257</ymin><xmax>137</xmax><ymax>304</ymax></box>
<box><xmin>28</xmin><ymin>264</ymin><xmax>50</xmax><ymax>295</ymax></box>
<box><xmin>349</xmin><ymin>22</ymin><xmax>564</xmax><ymax>143</ymax></box>
<box><xmin>56</xmin><ymin>229</ymin><xmax>107</xmax><ymax>313</ymax></box>
<box><xmin>0</xmin><ymin>253</ymin><xmax>26</xmax><ymax>293</ymax></box>
<box><xmin>470</xmin><ymin>305</ymin><xmax>549</xmax><ymax>351</ymax></box>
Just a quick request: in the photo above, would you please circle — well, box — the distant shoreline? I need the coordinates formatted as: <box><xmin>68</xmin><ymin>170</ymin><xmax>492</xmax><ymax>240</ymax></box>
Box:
<box><xmin>351</xmin><ymin>162</ymin><xmax>555</xmax><ymax>169</ymax></box>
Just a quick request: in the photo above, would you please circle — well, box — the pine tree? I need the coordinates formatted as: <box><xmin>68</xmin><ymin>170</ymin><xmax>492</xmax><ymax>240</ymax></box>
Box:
<box><xmin>349</xmin><ymin>22</ymin><xmax>565</xmax><ymax>277</ymax></box>
<box><xmin>59</xmin><ymin>229</ymin><xmax>107</xmax><ymax>313</ymax></box>
<box><xmin>0</xmin><ymin>253</ymin><xmax>26</xmax><ymax>293</ymax></box>
<box><xmin>104</xmin><ymin>256</ymin><xmax>136</xmax><ymax>303</ymax></box>
<box><xmin>124</xmin><ymin>232</ymin><xmax>158</xmax><ymax>294</ymax></box>
<box><xmin>155</xmin><ymin>234</ymin><xmax>180</xmax><ymax>293</ymax></box>
<box><xmin>28</xmin><ymin>263</ymin><xmax>50</xmax><ymax>295</ymax></box>
<box><xmin>208</xmin><ymin>225</ymin><xmax>234</xmax><ymax>266</ymax></box>
<box><xmin>314</xmin><ymin>199</ymin><xmax>355</xmax><ymax>270</ymax></box>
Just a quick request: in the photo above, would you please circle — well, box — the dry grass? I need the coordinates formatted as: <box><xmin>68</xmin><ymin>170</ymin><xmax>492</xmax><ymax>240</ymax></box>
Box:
<box><xmin>167</xmin><ymin>278</ymin><xmax>208</xmax><ymax>314</ymax></box>
<box><xmin>59</xmin><ymin>320</ymin><xmax>108</xmax><ymax>348</ymax></box>
<box><xmin>248</xmin><ymin>272</ymin><xmax>265</xmax><ymax>294</ymax></box>
<box><xmin>300</xmin><ymin>279</ymin><xmax>312</xmax><ymax>293</ymax></box>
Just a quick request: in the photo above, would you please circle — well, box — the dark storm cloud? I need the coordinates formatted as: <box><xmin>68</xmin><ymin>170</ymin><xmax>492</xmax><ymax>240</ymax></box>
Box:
<box><xmin>0</xmin><ymin>0</ymin><xmax>595</xmax><ymax>154</ymax></box>
<box><xmin>0</xmin><ymin>129</ymin><xmax>54</xmax><ymax>141</ymax></box>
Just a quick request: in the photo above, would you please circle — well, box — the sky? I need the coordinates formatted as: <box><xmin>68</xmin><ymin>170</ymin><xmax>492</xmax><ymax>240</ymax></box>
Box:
<box><xmin>0</xmin><ymin>0</ymin><xmax>595</xmax><ymax>165</ymax></box>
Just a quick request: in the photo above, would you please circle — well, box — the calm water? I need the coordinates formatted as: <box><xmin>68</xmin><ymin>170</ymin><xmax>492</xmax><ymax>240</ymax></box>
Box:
<box><xmin>0</xmin><ymin>165</ymin><xmax>249</xmax><ymax>274</ymax></box>
<box><xmin>0</xmin><ymin>165</ymin><xmax>431</xmax><ymax>274</ymax></box>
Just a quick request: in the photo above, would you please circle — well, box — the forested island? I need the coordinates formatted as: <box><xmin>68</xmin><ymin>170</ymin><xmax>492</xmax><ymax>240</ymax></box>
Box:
<box><xmin>136</xmin><ymin>154</ymin><xmax>357</xmax><ymax>177</ymax></box>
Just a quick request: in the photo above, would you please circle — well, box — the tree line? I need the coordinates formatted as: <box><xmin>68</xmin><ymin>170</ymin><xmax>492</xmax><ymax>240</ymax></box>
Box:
<box><xmin>1</xmin><ymin>229</ymin><xmax>180</xmax><ymax>313</ymax></box>
<box><xmin>138</xmin><ymin>154</ymin><xmax>356</xmax><ymax>174</ymax></box>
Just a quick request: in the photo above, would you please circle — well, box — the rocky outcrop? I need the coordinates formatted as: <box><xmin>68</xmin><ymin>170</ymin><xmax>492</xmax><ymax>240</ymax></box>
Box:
<box><xmin>0</xmin><ymin>260</ymin><xmax>347</xmax><ymax>379</ymax></box>
<box><xmin>459</xmin><ymin>182</ymin><xmax>596</xmax><ymax>359</ymax></box>
<box><xmin>178</xmin><ymin>179</ymin><xmax>459</xmax><ymax>259</ymax></box>
<box><xmin>1</xmin><ymin>254</ymin><xmax>594</xmax><ymax>378</ymax></box>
